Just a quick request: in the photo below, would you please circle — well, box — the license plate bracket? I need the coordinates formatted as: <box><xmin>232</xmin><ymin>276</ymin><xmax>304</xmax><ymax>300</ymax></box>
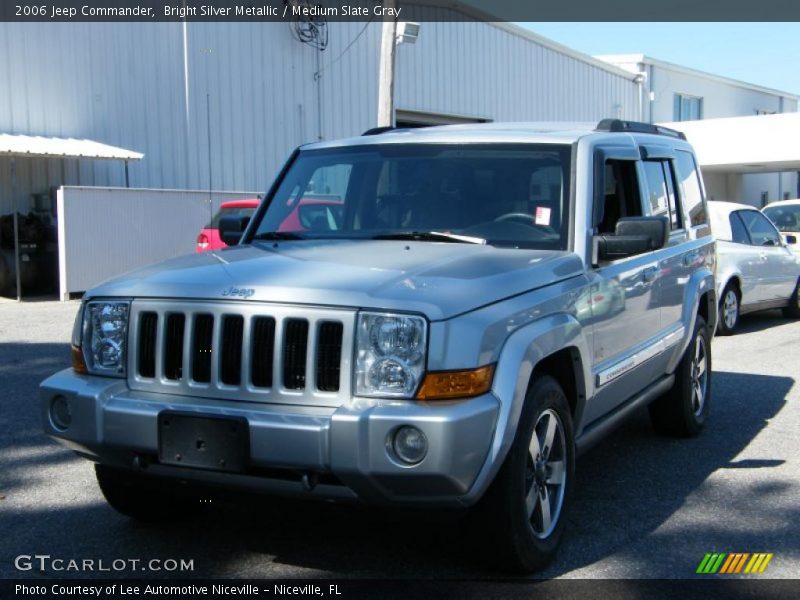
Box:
<box><xmin>158</xmin><ymin>412</ymin><xmax>249</xmax><ymax>473</ymax></box>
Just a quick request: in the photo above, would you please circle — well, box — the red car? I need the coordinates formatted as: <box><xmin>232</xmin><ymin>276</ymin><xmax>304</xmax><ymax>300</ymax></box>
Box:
<box><xmin>196</xmin><ymin>196</ymin><xmax>343</xmax><ymax>252</ymax></box>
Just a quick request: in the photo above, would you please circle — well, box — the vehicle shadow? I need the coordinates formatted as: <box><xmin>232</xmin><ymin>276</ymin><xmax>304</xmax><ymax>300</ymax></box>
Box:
<box><xmin>1</xmin><ymin>338</ymin><xmax>795</xmax><ymax>580</ymax></box>
<box><xmin>734</xmin><ymin>310</ymin><xmax>793</xmax><ymax>334</ymax></box>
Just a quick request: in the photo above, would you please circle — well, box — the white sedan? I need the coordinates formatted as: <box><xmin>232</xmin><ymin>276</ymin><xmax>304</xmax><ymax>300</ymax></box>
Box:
<box><xmin>708</xmin><ymin>201</ymin><xmax>800</xmax><ymax>335</ymax></box>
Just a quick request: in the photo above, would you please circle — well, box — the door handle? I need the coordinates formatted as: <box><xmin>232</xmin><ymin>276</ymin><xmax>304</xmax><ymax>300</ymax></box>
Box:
<box><xmin>643</xmin><ymin>266</ymin><xmax>659</xmax><ymax>282</ymax></box>
<box><xmin>683</xmin><ymin>251</ymin><xmax>700</xmax><ymax>266</ymax></box>
<box><xmin>760</xmin><ymin>252</ymin><xmax>768</xmax><ymax>260</ymax></box>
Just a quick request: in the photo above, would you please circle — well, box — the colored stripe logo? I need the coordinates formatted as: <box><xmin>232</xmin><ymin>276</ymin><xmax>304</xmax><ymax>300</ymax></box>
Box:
<box><xmin>696</xmin><ymin>552</ymin><xmax>773</xmax><ymax>574</ymax></box>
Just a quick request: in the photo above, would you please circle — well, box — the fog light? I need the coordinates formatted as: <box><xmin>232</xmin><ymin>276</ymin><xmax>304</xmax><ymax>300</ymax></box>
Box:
<box><xmin>392</xmin><ymin>426</ymin><xmax>428</xmax><ymax>465</ymax></box>
<box><xmin>50</xmin><ymin>395</ymin><xmax>72</xmax><ymax>430</ymax></box>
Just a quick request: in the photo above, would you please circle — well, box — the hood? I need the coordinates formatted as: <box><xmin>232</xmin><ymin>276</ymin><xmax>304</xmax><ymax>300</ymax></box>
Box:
<box><xmin>87</xmin><ymin>240</ymin><xmax>584</xmax><ymax>320</ymax></box>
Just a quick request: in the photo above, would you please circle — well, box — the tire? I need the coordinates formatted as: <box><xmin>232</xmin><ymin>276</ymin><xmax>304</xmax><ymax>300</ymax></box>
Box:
<box><xmin>782</xmin><ymin>279</ymin><xmax>800</xmax><ymax>319</ymax></box>
<box><xmin>473</xmin><ymin>375</ymin><xmax>575</xmax><ymax>573</ymax></box>
<box><xmin>649</xmin><ymin>315</ymin><xmax>712</xmax><ymax>437</ymax></box>
<box><xmin>95</xmin><ymin>465</ymin><xmax>194</xmax><ymax>522</ymax></box>
<box><xmin>716</xmin><ymin>284</ymin><xmax>740</xmax><ymax>335</ymax></box>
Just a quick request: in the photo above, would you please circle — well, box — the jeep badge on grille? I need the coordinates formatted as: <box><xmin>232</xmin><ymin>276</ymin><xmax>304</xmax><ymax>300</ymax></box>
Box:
<box><xmin>221</xmin><ymin>287</ymin><xmax>255</xmax><ymax>299</ymax></box>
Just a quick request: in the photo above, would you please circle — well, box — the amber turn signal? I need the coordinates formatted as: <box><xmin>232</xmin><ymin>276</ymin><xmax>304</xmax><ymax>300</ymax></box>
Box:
<box><xmin>71</xmin><ymin>345</ymin><xmax>88</xmax><ymax>375</ymax></box>
<box><xmin>416</xmin><ymin>364</ymin><xmax>495</xmax><ymax>400</ymax></box>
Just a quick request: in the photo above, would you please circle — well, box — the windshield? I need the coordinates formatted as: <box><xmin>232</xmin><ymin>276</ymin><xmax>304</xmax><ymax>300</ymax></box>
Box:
<box><xmin>250</xmin><ymin>143</ymin><xmax>572</xmax><ymax>249</ymax></box>
<box><xmin>763</xmin><ymin>204</ymin><xmax>800</xmax><ymax>232</ymax></box>
<box><xmin>208</xmin><ymin>206</ymin><xmax>257</xmax><ymax>229</ymax></box>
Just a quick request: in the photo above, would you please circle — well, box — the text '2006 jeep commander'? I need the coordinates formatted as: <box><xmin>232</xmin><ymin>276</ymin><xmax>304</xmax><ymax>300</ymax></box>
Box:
<box><xmin>41</xmin><ymin>120</ymin><xmax>717</xmax><ymax>572</ymax></box>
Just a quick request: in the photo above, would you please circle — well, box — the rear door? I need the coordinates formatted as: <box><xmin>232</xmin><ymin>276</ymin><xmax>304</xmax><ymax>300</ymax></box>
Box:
<box><xmin>638</xmin><ymin>147</ymin><xmax>691</xmax><ymax>333</ymax></box>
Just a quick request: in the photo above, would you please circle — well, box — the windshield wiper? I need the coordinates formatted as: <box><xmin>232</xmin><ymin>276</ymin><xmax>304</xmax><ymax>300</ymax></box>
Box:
<box><xmin>371</xmin><ymin>231</ymin><xmax>486</xmax><ymax>245</ymax></box>
<box><xmin>252</xmin><ymin>231</ymin><xmax>306</xmax><ymax>241</ymax></box>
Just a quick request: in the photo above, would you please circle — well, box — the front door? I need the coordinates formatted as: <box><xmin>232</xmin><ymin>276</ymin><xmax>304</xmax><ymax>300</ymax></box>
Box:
<box><xmin>584</xmin><ymin>155</ymin><xmax>664</xmax><ymax>425</ymax></box>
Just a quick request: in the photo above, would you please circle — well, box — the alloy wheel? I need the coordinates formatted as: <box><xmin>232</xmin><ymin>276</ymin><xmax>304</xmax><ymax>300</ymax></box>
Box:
<box><xmin>525</xmin><ymin>408</ymin><xmax>567</xmax><ymax>539</ymax></box>
<box><xmin>723</xmin><ymin>289</ymin><xmax>738</xmax><ymax>329</ymax></box>
<box><xmin>691</xmin><ymin>334</ymin><xmax>709</xmax><ymax>416</ymax></box>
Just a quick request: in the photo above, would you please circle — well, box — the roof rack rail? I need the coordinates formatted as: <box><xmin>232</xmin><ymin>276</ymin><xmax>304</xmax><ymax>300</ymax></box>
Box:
<box><xmin>362</xmin><ymin>126</ymin><xmax>396</xmax><ymax>136</ymax></box>
<box><xmin>595</xmin><ymin>119</ymin><xmax>686</xmax><ymax>141</ymax></box>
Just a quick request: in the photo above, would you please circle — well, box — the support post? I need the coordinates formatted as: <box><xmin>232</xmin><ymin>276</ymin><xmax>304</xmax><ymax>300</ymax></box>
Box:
<box><xmin>11</xmin><ymin>157</ymin><xmax>21</xmax><ymax>301</ymax></box>
<box><xmin>377</xmin><ymin>5</ymin><xmax>397</xmax><ymax>128</ymax></box>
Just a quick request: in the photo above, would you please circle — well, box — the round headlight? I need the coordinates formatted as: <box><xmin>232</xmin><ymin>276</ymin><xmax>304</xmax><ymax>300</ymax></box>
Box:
<box><xmin>368</xmin><ymin>358</ymin><xmax>416</xmax><ymax>394</ymax></box>
<box><xmin>369</xmin><ymin>317</ymin><xmax>423</xmax><ymax>360</ymax></box>
<box><xmin>392</xmin><ymin>426</ymin><xmax>428</xmax><ymax>465</ymax></box>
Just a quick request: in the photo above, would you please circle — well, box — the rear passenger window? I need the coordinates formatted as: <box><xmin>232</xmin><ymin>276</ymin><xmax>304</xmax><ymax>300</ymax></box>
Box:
<box><xmin>642</xmin><ymin>161</ymin><xmax>682</xmax><ymax>230</ymax></box>
<box><xmin>674</xmin><ymin>151</ymin><xmax>707</xmax><ymax>226</ymax></box>
<box><xmin>729</xmin><ymin>212</ymin><xmax>750</xmax><ymax>244</ymax></box>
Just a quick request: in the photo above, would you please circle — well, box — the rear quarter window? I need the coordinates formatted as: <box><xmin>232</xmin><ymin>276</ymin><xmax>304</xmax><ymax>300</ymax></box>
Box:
<box><xmin>674</xmin><ymin>151</ymin><xmax>707</xmax><ymax>227</ymax></box>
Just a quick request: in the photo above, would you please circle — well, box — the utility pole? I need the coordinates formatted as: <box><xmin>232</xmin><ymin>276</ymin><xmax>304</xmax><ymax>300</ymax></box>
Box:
<box><xmin>377</xmin><ymin>2</ymin><xmax>397</xmax><ymax>128</ymax></box>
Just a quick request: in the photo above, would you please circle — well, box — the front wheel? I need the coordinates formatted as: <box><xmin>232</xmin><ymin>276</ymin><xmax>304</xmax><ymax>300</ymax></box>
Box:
<box><xmin>649</xmin><ymin>315</ymin><xmax>712</xmax><ymax>437</ymax></box>
<box><xmin>473</xmin><ymin>375</ymin><xmax>575</xmax><ymax>572</ymax></box>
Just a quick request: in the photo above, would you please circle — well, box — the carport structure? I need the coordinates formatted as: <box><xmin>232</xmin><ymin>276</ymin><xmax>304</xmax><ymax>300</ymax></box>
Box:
<box><xmin>663</xmin><ymin>112</ymin><xmax>800</xmax><ymax>204</ymax></box>
<box><xmin>0</xmin><ymin>134</ymin><xmax>143</xmax><ymax>300</ymax></box>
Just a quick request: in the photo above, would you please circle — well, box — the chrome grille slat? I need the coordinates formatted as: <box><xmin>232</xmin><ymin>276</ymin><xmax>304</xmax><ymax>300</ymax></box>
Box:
<box><xmin>209</xmin><ymin>314</ymin><xmax>222</xmax><ymax>387</ymax></box>
<box><xmin>128</xmin><ymin>301</ymin><xmax>354</xmax><ymax>408</ymax></box>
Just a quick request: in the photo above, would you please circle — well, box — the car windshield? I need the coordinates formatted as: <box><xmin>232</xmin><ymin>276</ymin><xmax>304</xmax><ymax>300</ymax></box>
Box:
<box><xmin>250</xmin><ymin>143</ymin><xmax>572</xmax><ymax>250</ymax></box>
<box><xmin>208</xmin><ymin>206</ymin><xmax>256</xmax><ymax>229</ymax></box>
<box><xmin>763</xmin><ymin>204</ymin><xmax>800</xmax><ymax>232</ymax></box>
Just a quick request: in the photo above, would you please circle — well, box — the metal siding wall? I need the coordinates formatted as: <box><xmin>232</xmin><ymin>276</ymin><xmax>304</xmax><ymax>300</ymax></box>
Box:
<box><xmin>1</xmin><ymin>21</ymin><xmax>638</xmax><ymax>221</ymax></box>
<box><xmin>395</xmin><ymin>20</ymin><xmax>638</xmax><ymax>122</ymax></box>
<box><xmin>57</xmin><ymin>186</ymin><xmax>259</xmax><ymax>298</ymax></box>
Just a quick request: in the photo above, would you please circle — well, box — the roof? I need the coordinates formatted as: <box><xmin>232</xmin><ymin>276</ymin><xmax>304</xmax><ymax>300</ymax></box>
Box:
<box><xmin>595</xmin><ymin>54</ymin><xmax>799</xmax><ymax>100</ymax></box>
<box><xmin>305</xmin><ymin>122</ymin><xmax>595</xmax><ymax>149</ymax></box>
<box><xmin>0</xmin><ymin>133</ymin><xmax>144</xmax><ymax>160</ymax></box>
<box><xmin>661</xmin><ymin>113</ymin><xmax>800</xmax><ymax>173</ymax></box>
<box><xmin>763</xmin><ymin>199</ymin><xmax>800</xmax><ymax>208</ymax></box>
<box><xmin>708</xmin><ymin>200</ymin><xmax>758</xmax><ymax>216</ymax></box>
<box><xmin>304</xmin><ymin>120</ymin><xmax>695</xmax><ymax>151</ymax></box>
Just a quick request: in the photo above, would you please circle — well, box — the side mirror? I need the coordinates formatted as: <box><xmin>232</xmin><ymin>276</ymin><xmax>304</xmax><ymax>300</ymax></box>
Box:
<box><xmin>219</xmin><ymin>215</ymin><xmax>251</xmax><ymax>247</ymax></box>
<box><xmin>594</xmin><ymin>216</ymin><xmax>669</xmax><ymax>264</ymax></box>
<box><xmin>784</xmin><ymin>234</ymin><xmax>797</xmax><ymax>245</ymax></box>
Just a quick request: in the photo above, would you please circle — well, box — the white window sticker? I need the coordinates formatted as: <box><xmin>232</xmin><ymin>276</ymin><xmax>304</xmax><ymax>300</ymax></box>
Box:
<box><xmin>535</xmin><ymin>206</ymin><xmax>552</xmax><ymax>226</ymax></box>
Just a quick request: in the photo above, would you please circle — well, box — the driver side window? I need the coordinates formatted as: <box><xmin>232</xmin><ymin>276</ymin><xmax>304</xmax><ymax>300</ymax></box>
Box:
<box><xmin>598</xmin><ymin>160</ymin><xmax>643</xmax><ymax>234</ymax></box>
<box><xmin>738</xmin><ymin>210</ymin><xmax>781</xmax><ymax>246</ymax></box>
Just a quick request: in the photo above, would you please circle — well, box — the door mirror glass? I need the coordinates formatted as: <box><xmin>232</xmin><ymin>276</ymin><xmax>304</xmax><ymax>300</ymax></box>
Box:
<box><xmin>784</xmin><ymin>234</ymin><xmax>797</xmax><ymax>245</ymax></box>
<box><xmin>594</xmin><ymin>216</ymin><xmax>669</xmax><ymax>263</ymax></box>
<box><xmin>219</xmin><ymin>215</ymin><xmax>251</xmax><ymax>246</ymax></box>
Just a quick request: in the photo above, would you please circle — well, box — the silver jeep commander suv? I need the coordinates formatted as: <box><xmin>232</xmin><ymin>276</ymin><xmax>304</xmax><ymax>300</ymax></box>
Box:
<box><xmin>41</xmin><ymin>120</ymin><xmax>717</xmax><ymax>572</ymax></box>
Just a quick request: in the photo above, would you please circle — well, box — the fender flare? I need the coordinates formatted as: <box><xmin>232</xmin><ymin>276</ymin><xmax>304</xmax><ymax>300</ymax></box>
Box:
<box><xmin>459</xmin><ymin>312</ymin><xmax>591</xmax><ymax>505</ymax></box>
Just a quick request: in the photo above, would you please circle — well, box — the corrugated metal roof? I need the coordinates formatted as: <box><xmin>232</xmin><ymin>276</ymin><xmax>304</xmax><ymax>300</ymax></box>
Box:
<box><xmin>0</xmin><ymin>133</ymin><xmax>143</xmax><ymax>160</ymax></box>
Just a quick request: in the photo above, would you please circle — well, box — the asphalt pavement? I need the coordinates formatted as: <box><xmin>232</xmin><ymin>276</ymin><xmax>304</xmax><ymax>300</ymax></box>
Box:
<box><xmin>1</xmin><ymin>299</ymin><xmax>798</xmax><ymax>580</ymax></box>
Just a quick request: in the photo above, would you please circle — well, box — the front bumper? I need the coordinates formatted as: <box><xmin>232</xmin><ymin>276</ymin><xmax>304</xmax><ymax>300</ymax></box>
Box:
<box><xmin>40</xmin><ymin>369</ymin><xmax>499</xmax><ymax>507</ymax></box>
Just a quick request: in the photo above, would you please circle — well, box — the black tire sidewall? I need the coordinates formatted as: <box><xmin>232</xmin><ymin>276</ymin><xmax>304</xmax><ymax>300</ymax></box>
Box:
<box><xmin>680</xmin><ymin>316</ymin><xmax>712</xmax><ymax>433</ymax></box>
<box><xmin>488</xmin><ymin>375</ymin><xmax>576</xmax><ymax>569</ymax></box>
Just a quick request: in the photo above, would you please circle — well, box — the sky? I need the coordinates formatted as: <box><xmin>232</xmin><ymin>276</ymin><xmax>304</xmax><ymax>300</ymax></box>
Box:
<box><xmin>518</xmin><ymin>23</ymin><xmax>799</xmax><ymax>96</ymax></box>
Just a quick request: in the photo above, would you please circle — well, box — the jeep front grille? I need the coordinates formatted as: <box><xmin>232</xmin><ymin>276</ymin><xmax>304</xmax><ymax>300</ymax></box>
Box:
<box><xmin>128</xmin><ymin>301</ymin><xmax>355</xmax><ymax>407</ymax></box>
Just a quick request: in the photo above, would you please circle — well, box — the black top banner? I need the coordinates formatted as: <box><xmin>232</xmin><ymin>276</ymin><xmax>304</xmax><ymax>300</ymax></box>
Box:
<box><xmin>1</xmin><ymin>0</ymin><xmax>799</xmax><ymax>22</ymax></box>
